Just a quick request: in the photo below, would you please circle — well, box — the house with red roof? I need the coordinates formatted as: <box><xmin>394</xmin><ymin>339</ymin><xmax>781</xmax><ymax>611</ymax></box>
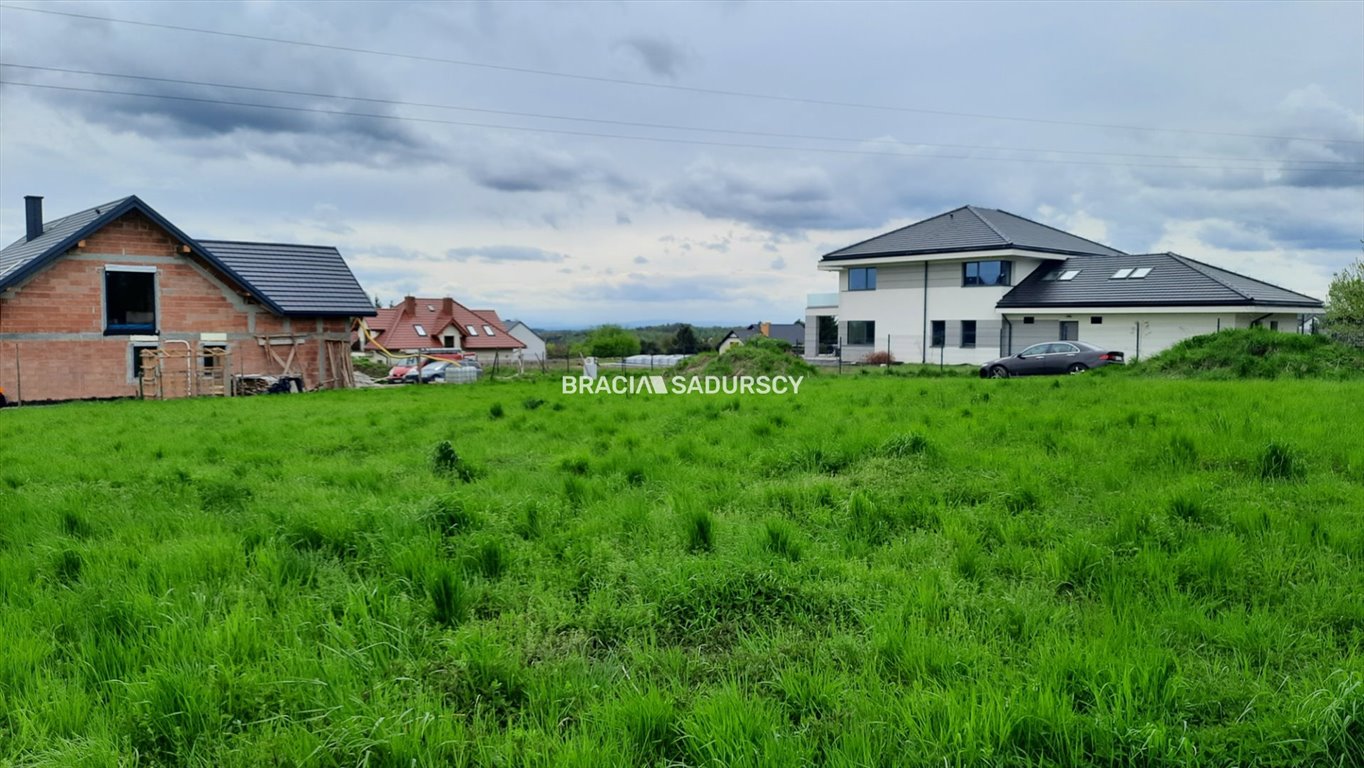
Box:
<box><xmin>363</xmin><ymin>295</ymin><xmax>524</xmax><ymax>361</ymax></box>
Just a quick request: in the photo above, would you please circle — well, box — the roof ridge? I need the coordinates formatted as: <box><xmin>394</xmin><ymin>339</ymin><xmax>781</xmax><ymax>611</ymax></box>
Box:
<box><xmin>985</xmin><ymin>207</ymin><xmax>1128</xmax><ymax>255</ymax></box>
<box><xmin>820</xmin><ymin>205</ymin><xmax>974</xmax><ymax>258</ymax></box>
<box><xmin>1170</xmin><ymin>253</ymin><xmax>1321</xmax><ymax>304</ymax></box>
<box><xmin>200</xmin><ymin>238</ymin><xmax>338</xmax><ymax>250</ymax></box>
<box><xmin>964</xmin><ymin>205</ymin><xmax>1010</xmax><ymax>244</ymax></box>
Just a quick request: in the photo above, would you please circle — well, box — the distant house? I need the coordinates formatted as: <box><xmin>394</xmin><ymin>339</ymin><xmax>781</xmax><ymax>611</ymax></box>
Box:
<box><xmin>506</xmin><ymin>320</ymin><xmax>547</xmax><ymax>362</ymax></box>
<box><xmin>364</xmin><ymin>295</ymin><xmax>524</xmax><ymax>361</ymax></box>
<box><xmin>0</xmin><ymin>195</ymin><xmax>374</xmax><ymax>403</ymax></box>
<box><xmin>718</xmin><ymin>321</ymin><xmax>805</xmax><ymax>353</ymax></box>
<box><xmin>808</xmin><ymin>205</ymin><xmax>1324</xmax><ymax>364</ymax></box>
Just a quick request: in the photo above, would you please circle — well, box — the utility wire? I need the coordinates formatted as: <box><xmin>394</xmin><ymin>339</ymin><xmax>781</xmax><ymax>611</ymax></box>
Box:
<box><xmin>2</xmin><ymin>62</ymin><xmax>1356</xmax><ymax>169</ymax></box>
<box><xmin>4</xmin><ymin>78</ymin><xmax>1362</xmax><ymax>175</ymax></box>
<box><xmin>3</xmin><ymin>2</ymin><xmax>1361</xmax><ymax>147</ymax></box>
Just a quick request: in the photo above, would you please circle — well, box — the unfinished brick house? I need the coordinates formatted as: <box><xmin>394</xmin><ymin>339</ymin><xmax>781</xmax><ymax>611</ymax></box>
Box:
<box><xmin>0</xmin><ymin>195</ymin><xmax>376</xmax><ymax>403</ymax></box>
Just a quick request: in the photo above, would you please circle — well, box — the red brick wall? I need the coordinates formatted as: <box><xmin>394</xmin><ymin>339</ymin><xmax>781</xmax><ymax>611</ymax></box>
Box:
<box><xmin>0</xmin><ymin>211</ymin><xmax>355</xmax><ymax>403</ymax></box>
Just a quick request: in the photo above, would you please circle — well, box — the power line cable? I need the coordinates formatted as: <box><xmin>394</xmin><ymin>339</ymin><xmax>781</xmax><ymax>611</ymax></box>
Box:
<box><xmin>4</xmin><ymin>78</ymin><xmax>1362</xmax><ymax>175</ymax></box>
<box><xmin>2</xmin><ymin>61</ymin><xmax>1356</xmax><ymax>168</ymax></box>
<box><xmin>2</xmin><ymin>2</ymin><xmax>1361</xmax><ymax>147</ymax></box>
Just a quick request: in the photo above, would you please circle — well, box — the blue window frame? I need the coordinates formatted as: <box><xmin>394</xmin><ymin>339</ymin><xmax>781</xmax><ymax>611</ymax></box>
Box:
<box><xmin>962</xmin><ymin>260</ymin><xmax>1012</xmax><ymax>286</ymax></box>
<box><xmin>105</xmin><ymin>269</ymin><xmax>157</xmax><ymax>335</ymax></box>
<box><xmin>849</xmin><ymin>267</ymin><xmax>877</xmax><ymax>291</ymax></box>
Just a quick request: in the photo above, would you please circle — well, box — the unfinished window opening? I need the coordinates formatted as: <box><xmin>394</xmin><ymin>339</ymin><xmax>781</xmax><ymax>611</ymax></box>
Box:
<box><xmin>130</xmin><ymin>343</ymin><xmax>158</xmax><ymax>381</ymax></box>
<box><xmin>202</xmin><ymin>344</ymin><xmax>228</xmax><ymax>370</ymax></box>
<box><xmin>105</xmin><ymin>267</ymin><xmax>157</xmax><ymax>335</ymax></box>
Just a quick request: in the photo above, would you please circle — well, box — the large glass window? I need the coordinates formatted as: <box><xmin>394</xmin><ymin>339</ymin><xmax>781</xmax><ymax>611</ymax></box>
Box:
<box><xmin>105</xmin><ymin>269</ymin><xmax>156</xmax><ymax>334</ymax></box>
<box><xmin>930</xmin><ymin>320</ymin><xmax>946</xmax><ymax>348</ymax></box>
<box><xmin>960</xmin><ymin>320</ymin><xmax>977</xmax><ymax>348</ymax></box>
<box><xmin>847</xmin><ymin>320</ymin><xmax>875</xmax><ymax>345</ymax></box>
<box><xmin>849</xmin><ymin>267</ymin><xmax>877</xmax><ymax>291</ymax></box>
<box><xmin>962</xmin><ymin>260</ymin><xmax>1012</xmax><ymax>286</ymax></box>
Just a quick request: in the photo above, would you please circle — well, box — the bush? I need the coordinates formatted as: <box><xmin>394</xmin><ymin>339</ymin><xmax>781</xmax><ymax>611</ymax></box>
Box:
<box><xmin>587</xmin><ymin>325</ymin><xmax>642</xmax><ymax>358</ymax></box>
<box><xmin>1136</xmin><ymin>328</ymin><xmax>1364</xmax><ymax>379</ymax></box>
<box><xmin>864</xmin><ymin>350</ymin><xmax>896</xmax><ymax>365</ymax></box>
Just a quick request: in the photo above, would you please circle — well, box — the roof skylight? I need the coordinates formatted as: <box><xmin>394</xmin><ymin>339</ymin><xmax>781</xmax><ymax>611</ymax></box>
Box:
<box><xmin>1112</xmin><ymin>268</ymin><xmax>1134</xmax><ymax>279</ymax></box>
<box><xmin>483</xmin><ymin>325</ymin><xmax>496</xmax><ymax>336</ymax></box>
<box><xmin>1130</xmin><ymin>267</ymin><xmax>1152</xmax><ymax>278</ymax></box>
<box><xmin>1058</xmin><ymin>270</ymin><xmax>1080</xmax><ymax>281</ymax></box>
<box><xmin>1042</xmin><ymin>271</ymin><xmax>1059</xmax><ymax>282</ymax></box>
<box><xmin>466</xmin><ymin>325</ymin><xmax>478</xmax><ymax>336</ymax></box>
<box><xmin>413</xmin><ymin>324</ymin><xmax>427</xmax><ymax>336</ymax></box>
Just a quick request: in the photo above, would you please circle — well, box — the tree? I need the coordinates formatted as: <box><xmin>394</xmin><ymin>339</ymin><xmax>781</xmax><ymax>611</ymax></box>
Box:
<box><xmin>373</xmin><ymin>294</ymin><xmax>382</xmax><ymax>309</ymax></box>
<box><xmin>587</xmin><ymin>325</ymin><xmax>641</xmax><ymax>358</ymax></box>
<box><xmin>1324</xmin><ymin>258</ymin><xmax>1364</xmax><ymax>348</ymax></box>
<box><xmin>639</xmin><ymin>338</ymin><xmax>663</xmax><ymax>355</ymax></box>
<box><xmin>669</xmin><ymin>324</ymin><xmax>700</xmax><ymax>354</ymax></box>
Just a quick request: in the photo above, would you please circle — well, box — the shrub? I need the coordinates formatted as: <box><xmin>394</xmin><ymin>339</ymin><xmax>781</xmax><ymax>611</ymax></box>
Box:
<box><xmin>489</xmin><ymin>402</ymin><xmax>505</xmax><ymax>419</ymax></box>
<box><xmin>430</xmin><ymin>440</ymin><xmax>478</xmax><ymax>482</ymax></box>
<box><xmin>864</xmin><ymin>350</ymin><xmax>896</xmax><ymax>365</ymax></box>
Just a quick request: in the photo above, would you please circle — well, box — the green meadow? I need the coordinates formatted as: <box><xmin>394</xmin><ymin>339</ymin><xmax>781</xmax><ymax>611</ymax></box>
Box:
<box><xmin>1</xmin><ymin>372</ymin><xmax>1361</xmax><ymax>767</ymax></box>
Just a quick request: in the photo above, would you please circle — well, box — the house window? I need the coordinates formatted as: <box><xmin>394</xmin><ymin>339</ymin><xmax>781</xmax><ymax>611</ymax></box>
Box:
<box><xmin>130</xmin><ymin>343</ymin><xmax>158</xmax><ymax>381</ymax></box>
<box><xmin>960</xmin><ymin>320</ymin><xmax>977</xmax><ymax>348</ymax></box>
<box><xmin>963</xmin><ymin>260</ymin><xmax>1011</xmax><ymax>286</ymax></box>
<box><xmin>443</xmin><ymin>335</ymin><xmax>456</xmax><ymax>348</ymax></box>
<box><xmin>1023</xmin><ymin>317</ymin><xmax>1035</xmax><ymax>325</ymax></box>
<box><xmin>849</xmin><ymin>267</ymin><xmax>877</xmax><ymax>291</ymax></box>
<box><xmin>105</xmin><ymin>266</ymin><xmax>157</xmax><ymax>335</ymax></box>
<box><xmin>1090</xmin><ymin>316</ymin><xmax>1103</xmax><ymax>325</ymax></box>
<box><xmin>930</xmin><ymin>320</ymin><xmax>945</xmax><ymax>348</ymax></box>
<box><xmin>201</xmin><ymin>344</ymin><xmax>227</xmax><ymax>371</ymax></box>
<box><xmin>482</xmin><ymin>325</ymin><xmax>496</xmax><ymax>336</ymax></box>
<box><xmin>1270</xmin><ymin>320</ymin><xmax>1279</xmax><ymax>331</ymax></box>
<box><xmin>466</xmin><ymin>325</ymin><xmax>478</xmax><ymax>336</ymax></box>
<box><xmin>847</xmin><ymin>321</ymin><xmax>875</xmax><ymax>345</ymax></box>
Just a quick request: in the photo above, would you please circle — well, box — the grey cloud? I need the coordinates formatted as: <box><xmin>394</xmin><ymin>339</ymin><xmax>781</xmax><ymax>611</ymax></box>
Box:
<box><xmin>463</xmin><ymin>141</ymin><xmax>632</xmax><ymax>193</ymax></box>
<box><xmin>769</xmin><ymin>256</ymin><xmax>786</xmax><ymax>270</ymax></box>
<box><xmin>445</xmin><ymin>245</ymin><xmax>569</xmax><ymax>263</ymax></box>
<box><xmin>634</xmin><ymin>255</ymin><xmax>649</xmax><ymax>264</ymax></box>
<box><xmin>617</xmin><ymin>36</ymin><xmax>691</xmax><ymax>79</ymax></box>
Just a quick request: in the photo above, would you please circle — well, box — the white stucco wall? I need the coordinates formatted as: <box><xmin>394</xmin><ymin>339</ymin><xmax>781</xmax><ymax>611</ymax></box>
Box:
<box><xmin>1002</xmin><ymin>311</ymin><xmax>1311</xmax><ymax>361</ymax></box>
<box><xmin>507</xmin><ymin>323</ymin><xmax>546</xmax><ymax>361</ymax></box>
<box><xmin>833</xmin><ymin>256</ymin><xmax>1051</xmax><ymax>364</ymax></box>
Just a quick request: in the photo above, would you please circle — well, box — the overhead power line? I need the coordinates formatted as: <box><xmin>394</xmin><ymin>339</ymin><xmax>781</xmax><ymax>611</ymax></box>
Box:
<box><xmin>2</xmin><ymin>2</ymin><xmax>1362</xmax><ymax>147</ymax></box>
<box><xmin>3</xmin><ymin>62</ymin><xmax>1356</xmax><ymax>169</ymax></box>
<box><xmin>3</xmin><ymin>78</ymin><xmax>1362</xmax><ymax>176</ymax></box>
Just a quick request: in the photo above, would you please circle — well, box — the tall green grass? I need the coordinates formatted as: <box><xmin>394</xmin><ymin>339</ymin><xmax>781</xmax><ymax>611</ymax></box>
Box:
<box><xmin>0</xmin><ymin>373</ymin><xmax>1360</xmax><ymax>766</ymax></box>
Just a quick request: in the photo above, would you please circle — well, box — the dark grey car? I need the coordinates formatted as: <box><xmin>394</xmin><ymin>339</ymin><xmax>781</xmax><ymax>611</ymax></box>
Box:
<box><xmin>979</xmin><ymin>341</ymin><xmax>1124</xmax><ymax>378</ymax></box>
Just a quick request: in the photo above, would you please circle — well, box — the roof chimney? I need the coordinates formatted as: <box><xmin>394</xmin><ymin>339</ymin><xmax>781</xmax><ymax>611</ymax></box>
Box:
<box><xmin>402</xmin><ymin>295</ymin><xmax>416</xmax><ymax>315</ymax></box>
<box><xmin>24</xmin><ymin>196</ymin><xmax>43</xmax><ymax>242</ymax></box>
<box><xmin>441</xmin><ymin>297</ymin><xmax>454</xmax><ymax>317</ymax></box>
<box><xmin>760</xmin><ymin>321</ymin><xmax>771</xmax><ymax>337</ymax></box>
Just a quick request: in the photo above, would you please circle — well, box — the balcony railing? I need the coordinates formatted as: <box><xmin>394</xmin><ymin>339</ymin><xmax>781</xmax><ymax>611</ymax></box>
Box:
<box><xmin>806</xmin><ymin>292</ymin><xmax>839</xmax><ymax>309</ymax></box>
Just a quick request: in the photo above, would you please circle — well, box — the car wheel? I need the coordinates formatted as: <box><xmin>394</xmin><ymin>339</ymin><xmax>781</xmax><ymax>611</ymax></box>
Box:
<box><xmin>1067</xmin><ymin>363</ymin><xmax>1088</xmax><ymax>374</ymax></box>
<box><xmin>989</xmin><ymin>365</ymin><xmax>1010</xmax><ymax>379</ymax></box>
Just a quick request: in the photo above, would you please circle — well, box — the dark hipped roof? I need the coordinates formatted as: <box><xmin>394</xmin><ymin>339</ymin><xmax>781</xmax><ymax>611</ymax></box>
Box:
<box><xmin>997</xmin><ymin>252</ymin><xmax>1323</xmax><ymax>309</ymax></box>
<box><xmin>0</xmin><ymin>196</ymin><xmax>375</xmax><ymax>317</ymax></box>
<box><xmin>821</xmin><ymin>205</ymin><xmax>1126</xmax><ymax>261</ymax></box>
<box><xmin>198</xmin><ymin>241</ymin><xmax>375</xmax><ymax>317</ymax></box>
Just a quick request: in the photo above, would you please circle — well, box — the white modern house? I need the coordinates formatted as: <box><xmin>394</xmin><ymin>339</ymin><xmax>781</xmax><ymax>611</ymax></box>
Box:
<box><xmin>807</xmin><ymin>206</ymin><xmax>1324</xmax><ymax>364</ymax></box>
<box><xmin>506</xmin><ymin>320</ymin><xmax>547</xmax><ymax>362</ymax></box>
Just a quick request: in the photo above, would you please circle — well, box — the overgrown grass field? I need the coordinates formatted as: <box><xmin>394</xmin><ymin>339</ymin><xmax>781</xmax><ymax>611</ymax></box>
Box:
<box><xmin>1</xmin><ymin>373</ymin><xmax>1361</xmax><ymax>766</ymax></box>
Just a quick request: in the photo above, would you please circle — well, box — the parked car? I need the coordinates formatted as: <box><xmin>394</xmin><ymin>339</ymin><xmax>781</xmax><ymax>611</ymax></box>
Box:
<box><xmin>979</xmin><ymin>341</ymin><xmax>1124</xmax><ymax>378</ymax></box>
<box><xmin>402</xmin><ymin>360</ymin><xmax>482</xmax><ymax>384</ymax></box>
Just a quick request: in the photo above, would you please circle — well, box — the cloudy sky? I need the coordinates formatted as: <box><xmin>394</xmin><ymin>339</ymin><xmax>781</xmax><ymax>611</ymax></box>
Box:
<box><xmin>1</xmin><ymin>1</ymin><xmax>1361</xmax><ymax>328</ymax></box>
